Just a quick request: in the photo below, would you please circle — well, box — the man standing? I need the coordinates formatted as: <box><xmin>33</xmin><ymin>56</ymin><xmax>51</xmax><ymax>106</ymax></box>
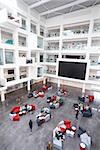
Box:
<box><xmin>29</xmin><ymin>119</ymin><xmax>33</xmax><ymax>132</ymax></box>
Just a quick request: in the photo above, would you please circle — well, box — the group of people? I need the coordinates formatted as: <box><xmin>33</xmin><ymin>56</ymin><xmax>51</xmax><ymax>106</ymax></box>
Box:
<box><xmin>74</xmin><ymin>103</ymin><xmax>90</xmax><ymax>119</ymax></box>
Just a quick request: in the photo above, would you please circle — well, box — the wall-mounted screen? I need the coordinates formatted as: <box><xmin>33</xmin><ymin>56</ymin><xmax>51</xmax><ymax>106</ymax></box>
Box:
<box><xmin>58</xmin><ymin>61</ymin><xmax>87</xmax><ymax>80</ymax></box>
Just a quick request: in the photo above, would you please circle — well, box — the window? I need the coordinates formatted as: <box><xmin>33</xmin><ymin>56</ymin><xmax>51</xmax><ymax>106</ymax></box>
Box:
<box><xmin>37</xmin><ymin>37</ymin><xmax>43</xmax><ymax>49</ymax></box>
<box><xmin>40</xmin><ymin>26</ymin><xmax>44</xmax><ymax>36</ymax></box>
<box><xmin>18</xmin><ymin>35</ymin><xmax>26</xmax><ymax>47</ymax></box>
<box><xmin>30</xmin><ymin>23</ymin><xmax>37</xmax><ymax>34</ymax></box>
<box><xmin>21</xmin><ymin>18</ymin><xmax>26</xmax><ymax>30</ymax></box>
<box><xmin>5</xmin><ymin>51</ymin><xmax>14</xmax><ymax>64</ymax></box>
<box><xmin>40</xmin><ymin>55</ymin><xmax>43</xmax><ymax>62</ymax></box>
<box><xmin>0</xmin><ymin>49</ymin><xmax>3</xmax><ymax>65</ymax></box>
<box><xmin>7</xmin><ymin>77</ymin><xmax>15</xmax><ymax>82</ymax></box>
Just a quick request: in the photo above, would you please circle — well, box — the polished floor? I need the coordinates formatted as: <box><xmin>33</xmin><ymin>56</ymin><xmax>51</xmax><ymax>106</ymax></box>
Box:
<box><xmin>0</xmin><ymin>86</ymin><xmax>100</xmax><ymax>150</ymax></box>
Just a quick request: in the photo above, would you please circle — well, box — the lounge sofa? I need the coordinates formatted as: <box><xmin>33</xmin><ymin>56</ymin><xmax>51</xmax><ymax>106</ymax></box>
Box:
<box><xmin>9</xmin><ymin>104</ymin><xmax>36</xmax><ymax>121</ymax></box>
<box><xmin>53</xmin><ymin>119</ymin><xmax>72</xmax><ymax>150</ymax></box>
<box><xmin>82</xmin><ymin>108</ymin><xmax>92</xmax><ymax>117</ymax></box>
<box><xmin>80</xmin><ymin>133</ymin><xmax>92</xmax><ymax>150</ymax></box>
<box><xmin>47</xmin><ymin>95</ymin><xmax>57</xmax><ymax>103</ymax></box>
<box><xmin>49</xmin><ymin>98</ymin><xmax>64</xmax><ymax>109</ymax></box>
<box><xmin>77</xmin><ymin>126</ymin><xmax>86</xmax><ymax>137</ymax></box>
<box><xmin>36</xmin><ymin>107</ymin><xmax>51</xmax><ymax>126</ymax></box>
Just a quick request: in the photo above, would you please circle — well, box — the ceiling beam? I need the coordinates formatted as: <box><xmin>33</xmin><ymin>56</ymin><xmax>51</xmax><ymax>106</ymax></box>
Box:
<box><xmin>40</xmin><ymin>0</ymin><xmax>89</xmax><ymax>16</ymax></box>
<box><xmin>29</xmin><ymin>0</ymin><xmax>52</xmax><ymax>9</ymax></box>
<box><xmin>78</xmin><ymin>4</ymin><xmax>87</xmax><ymax>8</ymax></box>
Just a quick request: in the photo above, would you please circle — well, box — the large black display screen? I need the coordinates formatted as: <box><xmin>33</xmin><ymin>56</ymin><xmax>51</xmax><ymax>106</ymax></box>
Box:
<box><xmin>58</xmin><ymin>61</ymin><xmax>87</xmax><ymax>80</ymax></box>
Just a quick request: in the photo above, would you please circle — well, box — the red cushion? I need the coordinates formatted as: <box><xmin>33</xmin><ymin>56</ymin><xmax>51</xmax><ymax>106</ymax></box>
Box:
<box><xmin>13</xmin><ymin>114</ymin><xmax>20</xmax><ymax>121</ymax></box>
<box><xmin>11</xmin><ymin>106</ymin><xmax>20</xmax><ymax>113</ymax></box>
<box><xmin>88</xmin><ymin>95</ymin><xmax>94</xmax><ymax>102</ymax></box>
<box><xmin>60</xmin><ymin>127</ymin><xmax>66</xmax><ymax>133</ymax></box>
<box><xmin>64</xmin><ymin>119</ymin><xmax>71</xmax><ymax>129</ymax></box>
<box><xmin>30</xmin><ymin>104</ymin><xmax>36</xmax><ymax>110</ymax></box>
<box><xmin>53</xmin><ymin>96</ymin><xmax>56</xmax><ymax>100</ymax></box>
<box><xmin>39</xmin><ymin>94</ymin><xmax>44</xmax><ymax>98</ymax></box>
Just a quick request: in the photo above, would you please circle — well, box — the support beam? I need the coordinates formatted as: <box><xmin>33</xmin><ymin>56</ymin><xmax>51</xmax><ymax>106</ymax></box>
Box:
<box><xmin>1</xmin><ymin>91</ymin><xmax>5</xmax><ymax>102</ymax></box>
<box><xmin>29</xmin><ymin>0</ymin><xmax>52</xmax><ymax>9</ymax></box>
<box><xmin>27</xmin><ymin>80</ymin><xmax>30</xmax><ymax>92</ymax></box>
<box><xmin>78</xmin><ymin>4</ymin><xmax>87</xmax><ymax>9</ymax></box>
<box><xmin>40</xmin><ymin>0</ymin><xmax>89</xmax><ymax>16</ymax></box>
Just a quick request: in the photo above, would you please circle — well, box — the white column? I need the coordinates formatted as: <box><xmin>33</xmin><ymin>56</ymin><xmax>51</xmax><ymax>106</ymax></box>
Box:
<box><xmin>36</xmin><ymin>52</ymin><xmax>40</xmax><ymax>63</ymax></box>
<box><xmin>43</xmin><ymin>77</ymin><xmax>47</xmax><ymax>85</ymax></box>
<box><xmin>87</xmin><ymin>19</ymin><xmax>94</xmax><ymax>47</ymax></box>
<box><xmin>0</xmin><ymin>28</ymin><xmax>1</xmax><ymax>44</ymax></box>
<box><xmin>13</xmin><ymin>29</ymin><xmax>19</xmax><ymax>81</ymax></box>
<box><xmin>58</xmin><ymin>79</ymin><xmax>60</xmax><ymax>89</ymax></box>
<box><xmin>37</xmin><ymin>16</ymin><xmax>40</xmax><ymax>36</ymax></box>
<box><xmin>82</xmin><ymin>83</ymin><xmax>86</xmax><ymax>95</ymax></box>
<box><xmin>1</xmin><ymin>91</ymin><xmax>5</xmax><ymax>102</ymax></box>
<box><xmin>27</xmin><ymin>80</ymin><xmax>30</xmax><ymax>91</ymax></box>
<box><xmin>59</xmin><ymin>25</ymin><xmax>63</xmax><ymax>59</ymax></box>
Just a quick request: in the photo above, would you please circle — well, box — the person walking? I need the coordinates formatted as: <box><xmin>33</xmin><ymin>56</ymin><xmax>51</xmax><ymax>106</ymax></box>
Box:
<box><xmin>75</xmin><ymin>109</ymin><xmax>79</xmax><ymax>120</ymax></box>
<box><xmin>29</xmin><ymin>119</ymin><xmax>33</xmax><ymax>132</ymax></box>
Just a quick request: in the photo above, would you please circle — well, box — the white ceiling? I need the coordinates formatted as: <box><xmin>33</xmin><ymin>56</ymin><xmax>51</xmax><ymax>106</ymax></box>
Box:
<box><xmin>23</xmin><ymin>0</ymin><xmax>100</xmax><ymax>18</ymax></box>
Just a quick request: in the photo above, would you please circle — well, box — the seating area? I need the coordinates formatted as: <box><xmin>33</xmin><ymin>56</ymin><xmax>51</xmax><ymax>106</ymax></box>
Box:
<box><xmin>27</xmin><ymin>84</ymin><xmax>49</xmax><ymax>98</ymax></box>
<box><xmin>1</xmin><ymin>85</ymin><xmax>99</xmax><ymax>150</ymax></box>
<box><xmin>53</xmin><ymin>120</ymin><xmax>92</xmax><ymax>150</ymax></box>
<box><xmin>53</xmin><ymin>120</ymin><xmax>77</xmax><ymax>150</ymax></box>
<box><xmin>78</xmin><ymin>127</ymin><xmax>92</xmax><ymax>150</ymax></box>
<box><xmin>73</xmin><ymin>102</ymin><xmax>92</xmax><ymax>118</ymax></box>
<box><xmin>36</xmin><ymin>107</ymin><xmax>51</xmax><ymax>126</ymax></box>
<box><xmin>49</xmin><ymin>97</ymin><xmax>64</xmax><ymax>109</ymax></box>
<box><xmin>47</xmin><ymin>95</ymin><xmax>58</xmax><ymax>103</ymax></box>
<box><xmin>9</xmin><ymin>104</ymin><xmax>36</xmax><ymax>121</ymax></box>
<box><xmin>78</xmin><ymin>94</ymin><xmax>94</xmax><ymax>103</ymax></box>
<box><xmin>57</xmin><ymin>89</ymin><xmax>68</xmax><ymax>96</ymax></box>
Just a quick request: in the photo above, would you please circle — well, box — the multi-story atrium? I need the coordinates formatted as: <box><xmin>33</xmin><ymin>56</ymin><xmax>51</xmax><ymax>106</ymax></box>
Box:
<box><xmin>0</xmin><ymin>0</ymin><xmax>100</xmax><ymax>150</ymax></box>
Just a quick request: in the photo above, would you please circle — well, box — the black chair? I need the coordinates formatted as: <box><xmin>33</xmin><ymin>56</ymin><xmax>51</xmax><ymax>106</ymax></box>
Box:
<box><xmin>82</xmin><ymin>108</ymin><xmax>92</xmax><ymax>117</ymax></box>
<box><xmin>77</xmin><ymin>127</ymin><xmax>86</xmax><ymax>137</ymax></box>
<box><xmin>78</xmin><ymin>96</ymin><xmax>85</xmax><ymax>103</ymax></box>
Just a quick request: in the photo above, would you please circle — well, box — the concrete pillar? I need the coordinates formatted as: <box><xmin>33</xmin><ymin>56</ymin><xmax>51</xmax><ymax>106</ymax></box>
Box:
<box><xmin>1</xmin><ymin>91</ymin><xmax>5</xmax><ymax>102</ymax></box>
<box><xmin>82</xmin><ymin>83</ymin><xmax>86</xmax><ymax>95</ymax></box>
<box><xmin>57</xmin><ymin>79</ymin><xmax>60</xmax><ymax>89</ymax></box>
<box><xmin>27</xmin><ymin>80</ymin><xmax>30</xmax><ymax>91</ymax></box>
<box><xmin>43</xmin><ymin>77</ymin><xmax>47</xmax><ymax>85</ymax></box>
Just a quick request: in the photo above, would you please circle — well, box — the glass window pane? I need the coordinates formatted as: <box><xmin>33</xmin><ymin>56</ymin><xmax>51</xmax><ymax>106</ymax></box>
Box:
<box><xmin>5</xmin><ymin>51</ymin><xmax>14</xmax><ymax>64</ymax></box>
<box><xmin>0</xmin><ymin>49</ymin><xmax>3</xmax><ymax>65</ymax></box>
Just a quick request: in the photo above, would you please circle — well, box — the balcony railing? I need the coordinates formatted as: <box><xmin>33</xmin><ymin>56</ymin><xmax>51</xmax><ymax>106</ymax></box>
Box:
<box><xmin>18</xmin><ymin>57</ymin><xmax>35</xmax><ymax>65</ymax></box>
<box><xmin>0</xmin><ymin>8</ymin><xmax>20</xmax><ymax>29</ymax></box>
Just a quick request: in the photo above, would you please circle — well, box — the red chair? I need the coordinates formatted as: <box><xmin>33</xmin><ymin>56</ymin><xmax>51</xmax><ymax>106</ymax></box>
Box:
<box><xmin>64</xmin><ymin>119</ymin><xmax>71</xmax><ymax>129</ymax></box>
<box><xmin>13</xmin><ymin>114</ymin><xmax>20</xmax><ymax>121</ymax></box>
<box><xmin>60</xmin><ymin>127</ymin><xmax>66</xmax><ymax>133</ymax></box>
<box><xmin>88</xmin><ymin>95</ymin><xmax>94</xmax><ymax>102</ymax></box>
<box><xmin>30</xmin><ymin>104</ymin><xmax>36</xmax><ymax>110</ymax></box>
<box><xmin>53</xmin><ymin>95</ymin><xmax>56</xmax><ymax>101</ymax></box>
<box><xmin>11</xmin><ymin>106</ymin><xmax>20</xmax><ymax>114</ymax></box>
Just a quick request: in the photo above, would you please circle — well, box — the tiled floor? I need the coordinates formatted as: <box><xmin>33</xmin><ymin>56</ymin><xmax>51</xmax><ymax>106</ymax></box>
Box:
<box><xmin>0</xmin><ymin>86</ymin><xmax>100</xmax><ymax>150</ymax></box>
